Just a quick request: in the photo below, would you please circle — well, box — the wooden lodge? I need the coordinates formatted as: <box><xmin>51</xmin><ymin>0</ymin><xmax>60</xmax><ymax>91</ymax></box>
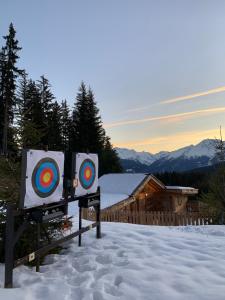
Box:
<box><xmin>98</xmin><ymin>173</ymin><xmax>198</xmax><ymax>214</ymax></box>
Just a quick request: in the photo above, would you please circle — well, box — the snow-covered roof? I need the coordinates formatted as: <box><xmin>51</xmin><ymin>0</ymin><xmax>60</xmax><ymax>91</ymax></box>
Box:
<box><xmin>166</xmin><ymin>186</ymin><xmax>198</xmax><ymax>194</ymax></box>
<box><xmin>101</xmin><ymin>193</ymin><xmax>129</xmax><ymax>209</ymax></box>
<box><xmin>99</xmin><ymin>173</ymin><xmax>165</xmax><ymax>210</ymax></box>
<box><xmin>99</xmin><ymin>173</ymin><xmax>148</xmax><ymax>195</ymax></box>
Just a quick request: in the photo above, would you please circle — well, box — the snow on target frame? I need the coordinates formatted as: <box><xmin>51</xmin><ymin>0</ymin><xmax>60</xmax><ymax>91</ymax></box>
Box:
<box><xmin>20</xmin><ymin>149</ymin><xmax>64</xmax><ymax>209</ymax></box>
<box><xmin>72</xmin><ymin>152</ymin><xmax>99</xmax><ymax>197</ymax></box>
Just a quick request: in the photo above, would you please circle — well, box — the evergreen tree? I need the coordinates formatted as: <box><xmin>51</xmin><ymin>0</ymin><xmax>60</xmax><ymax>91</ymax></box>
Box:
<box><xmin>100</xmin><ymin>136</ymin><xmax>122</xmax><ymax>175</ymax></box>
<box><xmin>72</xmin><ymin>82</ymin><xmax>122</xmax><ymax>174</ymax></box>
<box><xmin>71</xmin><ymin>82</ymin><xmax>89</xmax><ymax>152</ymax></box>
<box><xmin>48</xmin><ymin>101</ymin><xmax>63</xmax><ymax>150</ymax></box>
<box><xmin>1</xmin><ymin>23</ymin><xmax>22</xmax><ymax>154</ymax></box>
<box><xmin>0</xmin><ymin>49</ymin><xmax>6</xmax><ymax>152</ymax></box>
<box><xmin>71</xmin><ymin>82</ymin><xmax>105</xmax><ymax>153</ymax></box>
<box><xmin>86</xmin><ymin>88</ymin><xmax>105</xmax><ymax>152</ymax></box>
<box><xmin>61</xmin><ymin>99</ymin><xmax>72</xmax><ymax>151</ymax></box>
<box><xmin>18</xmin><ymin>79</ymin><xmax>45</xmax><ymax>148</ymax></box>
<box><xmin>201</xmin><ymin>131</ymin><xmax>225</xmax><ymax>216</ymax></box>
<box><xmin>37</xmin><ymin>75</ymin><xmax>54</xmax><ymax>146</ymax></box>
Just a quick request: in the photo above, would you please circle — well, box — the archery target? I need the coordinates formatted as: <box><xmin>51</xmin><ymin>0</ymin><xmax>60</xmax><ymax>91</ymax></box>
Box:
<box><xmin>79</xmin><ymin>159</ymin><xmax>96</xmax><ymax>189</ymax></box>
<box><xmin>74</xmin><ymin>153</ymin><xmax>98</xmax><ymax>196</ymax></box>
<box><xmin>32</xmin><ymin>158</ymin><xmax>60</xmax><ymax>198</ymax></box>
<box><xmin>22</xmin><ymin>150</ymin><xmax>64</xmax><ymax>208</ymax></box>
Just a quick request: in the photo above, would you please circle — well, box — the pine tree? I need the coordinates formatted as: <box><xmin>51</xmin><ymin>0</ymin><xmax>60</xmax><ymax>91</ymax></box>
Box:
<box><xmin>0</xmin><ymin>49</ymin><xmax>6</xmax><ymax>152</ymax></box>
<box><xmin>71</xmin><ymin>82</ymin><xmax>105</xmax><ymax>153</ymax></box>
<box><xmin>71</xmin><ymin>82</ymin><xmax>122</xmax><ymax>174</ymax></box>
<box><xmin>100</xmin><ymin>136</ymin><xmax>122</xmax><ymax>175</ymax></box>
<box><xmin>1</xmin><ymin>23</ymin><xmax>22</xmax><ymax>155</ymax></box>
<box><xmin>16</xmin><ymin>71</ymin><xmax>30</xmax><ymax>148</ymax></box>
<box><xmin>201</xmin><ymin>130</ymin><xmax>225</xmax><ymax>221</ymax></box>
<box><xmin>48</xmin><ymin>101</ymin><xmax>63</xmax><ymax>150</ymax></box>
<box><xmin>86</xmin><ymin>88</ymin><xmax>106</xmax><ymax>152</ymax></box>
<box><xmin>71</xmin><ymin>82</ymin><xmax>88</xmax><ymax>152</ymax></box>
<box><xmin>18</xmin><ymin>79</ymin><xmax>45</xmax><ymax>148</ymax></box>
<box><xmin>37</xmin><ymin>75</ymin><xmax>54</xmax><ymax>146</ymax></box>
<box><xmin>61</xmin><ymin>99</ymin><xmax>72</xmax><ymax>151</ymax></box>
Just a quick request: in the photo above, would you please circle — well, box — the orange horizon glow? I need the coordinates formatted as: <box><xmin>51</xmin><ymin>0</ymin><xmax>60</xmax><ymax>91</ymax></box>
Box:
<box><xmin>113</xmin><ymin>128</ymin><xmax>221</xmax><ymax>154</ymax></box>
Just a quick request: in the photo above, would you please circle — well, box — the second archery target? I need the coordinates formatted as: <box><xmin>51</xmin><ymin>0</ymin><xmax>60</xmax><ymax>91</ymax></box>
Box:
<box><xmin>79</xmin><ymin>159</ymin><xmax>96</xmax><ymax>189</ymax></box>
<box><xmin>73</xmin><ymin>153</ymin><xmax>98</xmax><ymax>196</ymax></box>
<box><xmin>20</xmin><ymin>149</ymin><xmax>64</xmax><ymax>209</ymax></box>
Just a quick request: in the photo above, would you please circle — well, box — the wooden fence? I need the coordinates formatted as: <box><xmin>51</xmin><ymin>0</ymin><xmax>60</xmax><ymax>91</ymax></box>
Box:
<box><xmin>82</xmin><ymin>209</ymin><xmax>217</xmax><ymax>226</ymax></box>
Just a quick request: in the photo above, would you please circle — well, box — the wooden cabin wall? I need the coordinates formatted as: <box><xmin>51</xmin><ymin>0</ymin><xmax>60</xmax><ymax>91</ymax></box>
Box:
<box><xmin>101</xmin><ymin>179</ymin><xmax>191</xmax><ymax>214</ymax></box>
<box><xmin>120</xmin><ymin>190</ymin><xmax>189</xmax><ymax>214</ymax></box>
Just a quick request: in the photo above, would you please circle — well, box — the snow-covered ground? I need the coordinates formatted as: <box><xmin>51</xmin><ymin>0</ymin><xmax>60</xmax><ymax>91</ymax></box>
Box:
<box><xmin>1</xmin><ymin>221</ymin><xmax>225</xmax><ymax>300</ymax></box>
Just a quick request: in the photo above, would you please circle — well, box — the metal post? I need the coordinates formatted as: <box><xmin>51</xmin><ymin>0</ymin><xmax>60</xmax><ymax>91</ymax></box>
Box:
<box><xmin>96</xmin><ymin>203</ymin><xmax>101</xmax><ymax>239</ymax></box>
<box><xmin>36</xmin><ymin>223</ymin><xmax>40</xmax><ymax>272</ymax></box>
<box><xmin>4</xmin><ymin>203</ymin><xmax>15</xmax><ymax>288</ymax></box>
<box><xmin>78</xmin><ymin>206</ymin><xmax>82</xmax><ymax>246</ymax></box>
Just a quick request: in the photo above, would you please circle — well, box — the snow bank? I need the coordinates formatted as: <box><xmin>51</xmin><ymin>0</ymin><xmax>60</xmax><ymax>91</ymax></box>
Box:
<box><xmin>1</xmin><ymin>221</ymin><xmax>225</xmax><ymax>300</ymax></box>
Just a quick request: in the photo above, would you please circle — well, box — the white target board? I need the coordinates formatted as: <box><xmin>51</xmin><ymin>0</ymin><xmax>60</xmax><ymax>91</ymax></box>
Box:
<box><xmin>20</xmin><ymin>149</ymin><xmax>64</xmax><ymax>209</ymax></box>
<box><xmin>73</xmin><ymin>153</ymin><xmax>98</xmax><ymax>196</ymax></box>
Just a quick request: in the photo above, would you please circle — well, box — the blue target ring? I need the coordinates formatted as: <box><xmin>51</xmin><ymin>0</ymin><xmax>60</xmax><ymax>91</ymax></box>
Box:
<box><xmin>32</xmin><ymin>158</ymin><xmax>60</xmax><ymax>198</ymax></box>
<box><xmin>79</xmin><ymin>159</ymin><xmax>96</xmax><ymax>190</ymax></box>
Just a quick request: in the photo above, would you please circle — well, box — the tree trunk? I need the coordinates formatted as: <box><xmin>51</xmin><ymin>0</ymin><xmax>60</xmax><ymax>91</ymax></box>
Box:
<box><xmin>2</xmin><ymin>96</ymin><xmax>8</xmax><ymax>155</ymax></box>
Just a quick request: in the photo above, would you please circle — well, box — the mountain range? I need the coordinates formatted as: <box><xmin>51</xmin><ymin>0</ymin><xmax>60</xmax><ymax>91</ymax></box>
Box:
<box><xmin>116</xmin><ymin>139</ymin><xmax>219</xmax><ymax>173</ymax></box>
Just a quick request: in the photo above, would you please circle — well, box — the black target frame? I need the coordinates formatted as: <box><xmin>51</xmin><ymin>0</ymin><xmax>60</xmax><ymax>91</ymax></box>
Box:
<box><xmin>4</xmin><ymin>191</ymin><xmax>101</xmax><ymax>288</ymax></box>
<box><xmin>4</xmin><ymin>149</ymin><xmax>101</xmax><ymax>289</ymax></box>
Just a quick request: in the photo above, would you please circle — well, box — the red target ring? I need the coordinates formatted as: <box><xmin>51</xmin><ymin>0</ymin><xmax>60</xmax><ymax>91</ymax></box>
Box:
<box><xmin>40</xmin><ymin>168</ymin><xmax>54</xmax><ymax>187</ymax></box>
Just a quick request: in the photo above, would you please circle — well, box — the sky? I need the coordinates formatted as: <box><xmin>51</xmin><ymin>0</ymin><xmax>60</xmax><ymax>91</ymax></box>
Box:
<box><xmin>1</xmin><ymin>0</ymin><xmax>225</xmax><ymax>153</ymax></box>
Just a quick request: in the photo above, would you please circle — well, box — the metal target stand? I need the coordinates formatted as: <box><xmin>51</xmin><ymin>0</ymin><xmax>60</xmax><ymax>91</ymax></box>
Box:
<box><xmin>4</xmin><ymin>150</ymin><xmax>101</xmax><ymax>288</ymax></box>
<box><xmin>4</xmin><ymin>192</ymin><xmax>101</xmax><ymax>288</ymax></box>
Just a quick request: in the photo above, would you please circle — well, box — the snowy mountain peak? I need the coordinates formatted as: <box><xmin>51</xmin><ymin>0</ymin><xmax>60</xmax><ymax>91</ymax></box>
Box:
<box><xmin>115</xmin><ymin>147</ymin><xmax>155</xmax><ymax>165</ymax></box>
<box><xmin>116</xmin><ymin>139</ymin><xmax>218</xmax><ymax>172</ymax></box>
<box><xmin>167</xmin><ymin>139</ymin><xmax>216</xmax><ymax>160</ymax></box>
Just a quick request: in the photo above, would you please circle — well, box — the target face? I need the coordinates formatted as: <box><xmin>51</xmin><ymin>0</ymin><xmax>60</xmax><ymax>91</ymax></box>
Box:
<box><xmin>32</xmin><ymin>158</ymin><xmax>60</xmax><ymax>198</ymax></box>
<box><xmin>20</xmin><ymin>149</ymin><xmax>64</xmax><ymax>209</ymax></box>
<box><xmin>74</xmin><ymin>153</ymin><xmax>98</xmax><ymax>196</ymax></box>
<box><xmin>79</xmin><ymin>159</ymin><xmax>96</xmax><ymax>190</ymax></box>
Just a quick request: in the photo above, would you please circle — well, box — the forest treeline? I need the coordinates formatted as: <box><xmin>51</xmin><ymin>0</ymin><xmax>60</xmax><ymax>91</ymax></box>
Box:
<box><xmin>0</xmin><ymin>23</ymin><xmax>122</xmax><ymax>177</ymax></box>
<box><xmin>0</xmin><ymin>23</ymin><xmax>122</xmax><ymax>262</ymax></box>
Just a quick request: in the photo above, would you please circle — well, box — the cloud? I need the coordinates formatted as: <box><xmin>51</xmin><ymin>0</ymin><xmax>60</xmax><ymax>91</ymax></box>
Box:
<box><xmin>105</xmin><ymin>106</ymin><xmax>225</xmax><ymax>129</ymax></box>
<box><xmin>128</xmin><ymin>85</ymin><xmax>225</xmax><ymax>113</ymax></box>
<box><xmin>161</xmin><ymin>86</ymin><xmax>225</xmax><ymax>105</ymax></box>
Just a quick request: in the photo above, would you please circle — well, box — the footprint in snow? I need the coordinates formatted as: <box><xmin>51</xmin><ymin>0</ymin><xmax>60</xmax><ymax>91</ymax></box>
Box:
<box><xmin>93</xmin><ymin>290</ymin><xmax>105</xmax><ymax>300</ymax></box>
<box><xmin>114</xmin><ymin>275</ymin><xmax>123</xmax><ymax>286</ymax></box>
<box><xmin>96</xmin><ymin>254</ymin><xmax>112</xmax><ymax>265</ymax></box>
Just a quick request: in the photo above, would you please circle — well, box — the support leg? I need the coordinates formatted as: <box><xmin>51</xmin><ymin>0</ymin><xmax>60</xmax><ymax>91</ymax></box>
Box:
<box><xmin>4</xmin><ymin>204</ymin><xmax>15</xmax><ymax>288</ymax></box>
<box><xmin>96</xmin><ymin>204</ymin><xmax>101</xmax><ymax>239</ymax></box>
<box><xmin>36</xmin><ymin>223</ymin><xmax>40</xmax><ymax>272</ymax></box>
<box><xmin>78</xmin><ymin>206</ymin><xmax>82</xmax><ymax>246</ymax></box>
